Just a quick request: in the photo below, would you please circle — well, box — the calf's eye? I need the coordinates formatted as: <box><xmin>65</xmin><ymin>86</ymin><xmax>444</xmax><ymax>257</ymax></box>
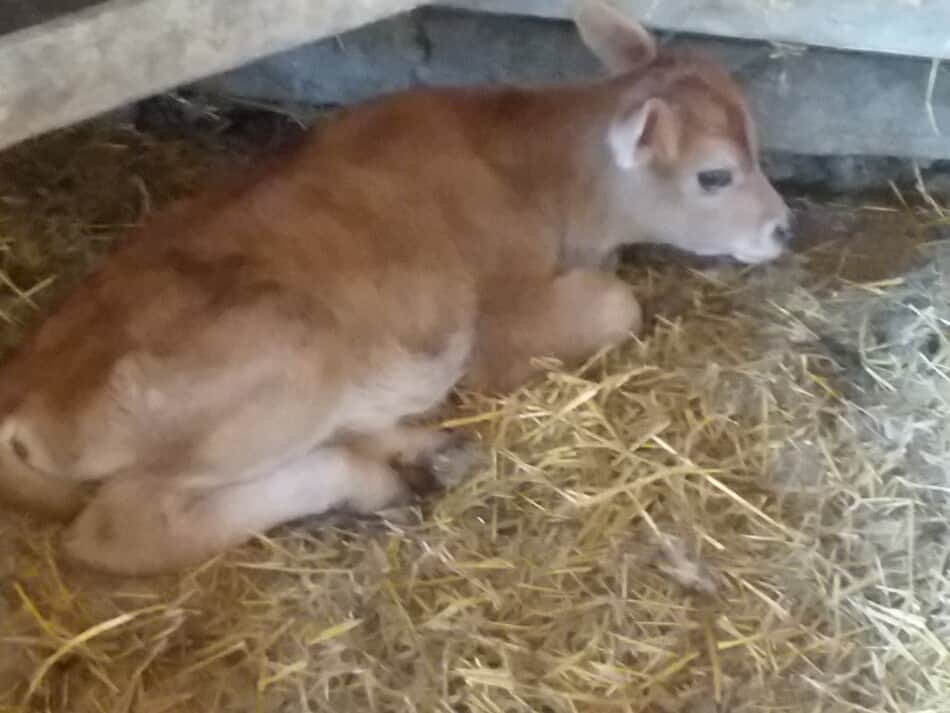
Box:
<box><xmin>697</xmin><ymin>169</ymin><xmax>733</xmax><ymax>192</ymax></box>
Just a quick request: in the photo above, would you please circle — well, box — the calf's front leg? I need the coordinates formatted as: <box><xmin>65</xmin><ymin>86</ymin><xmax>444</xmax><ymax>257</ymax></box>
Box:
<box><xmin>464</xmin><ymin>268</ymin><xmax>643</xmax><ymax>394</ymax></box>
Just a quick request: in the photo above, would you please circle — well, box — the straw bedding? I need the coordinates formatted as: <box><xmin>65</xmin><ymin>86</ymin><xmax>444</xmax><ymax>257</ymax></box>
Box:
<box><xmin>0</xmin><ymin>120</ymin><xmax>947</xmax><ymax>713</ymax></box>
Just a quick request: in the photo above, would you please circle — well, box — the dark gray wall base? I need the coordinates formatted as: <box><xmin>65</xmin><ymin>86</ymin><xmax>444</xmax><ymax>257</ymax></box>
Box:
<box><xmin>763</xmin><ymin>153</ymin><xmax>949</xmax><ymax>198</ymax></box>
<box><xmin>127</xmin><ymin>90</ymin><xmax>949</xmax><ymax>198</ymax></box>
<box><xmin>0</xmin><ymin>0</ymin><xmax>104</xmax><ymax>34</ymax></box>
<box><xmin>196</xmin><ymin>8</ymin><xmax>950</xmax><ymax>161</ymax></box>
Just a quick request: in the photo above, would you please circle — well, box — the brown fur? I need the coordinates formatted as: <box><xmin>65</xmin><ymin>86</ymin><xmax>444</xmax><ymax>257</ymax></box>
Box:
<box><xmin>0</xmin><ymin>1</ymin><xmax>790</xmax><ymax>574</ymax></box>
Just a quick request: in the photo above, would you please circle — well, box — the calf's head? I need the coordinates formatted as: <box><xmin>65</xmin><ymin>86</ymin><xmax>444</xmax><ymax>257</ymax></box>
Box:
<box><xmin>575</xmin><ymin>1</ymin><xmax>791</xmax><ymax>264</ymax></box>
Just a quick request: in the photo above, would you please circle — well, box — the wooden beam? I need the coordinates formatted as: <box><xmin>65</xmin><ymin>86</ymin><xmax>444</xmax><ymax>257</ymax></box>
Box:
<box><xmin>0</xmin><ymin>0</ymin><xmax>421</xmax><ymax>152</ymax></box>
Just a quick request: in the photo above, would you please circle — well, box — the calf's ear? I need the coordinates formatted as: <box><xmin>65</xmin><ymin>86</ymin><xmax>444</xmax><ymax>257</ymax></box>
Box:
<box><xmin>572</xmin><ymin>0</ymin><xmax>658</xmax><ymax>74</ymax></box>
<box><xmin>608</xmin><ymin>97</ymin><xmax>679</xmax><ymax>170</ymax></box>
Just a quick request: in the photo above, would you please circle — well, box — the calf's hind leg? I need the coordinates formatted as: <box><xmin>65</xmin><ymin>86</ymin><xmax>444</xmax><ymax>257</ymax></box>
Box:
<box><xmin>61</xmin><ymin>447</ymin><xmax>414</xmax><ymax>576</ymax></box>
<box><xmin>61</xmin><ymin>423</ymin><xmax>487</xmax><ymax>576</ymax></box>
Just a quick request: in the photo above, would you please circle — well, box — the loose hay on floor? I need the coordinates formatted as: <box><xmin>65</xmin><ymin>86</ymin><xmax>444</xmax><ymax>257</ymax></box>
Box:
<box><xmin>0</xmin><ymin>124</ymin><xmax>948</xmax><ymax>713</ymax></box>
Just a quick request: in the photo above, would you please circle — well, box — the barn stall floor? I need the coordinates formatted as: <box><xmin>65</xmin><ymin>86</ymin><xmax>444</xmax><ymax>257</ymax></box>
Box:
<box><xmin>0</xmin><ymin>120</ymin><xmax>948</xmax><ymax>713</ymax></box>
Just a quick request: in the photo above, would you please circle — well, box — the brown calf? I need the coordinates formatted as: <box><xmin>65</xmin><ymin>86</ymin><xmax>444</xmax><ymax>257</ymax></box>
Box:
<box><xmin>0</xmin><ymin>0</ymin><xmax>790</xmax><ymax>574</ymax></box>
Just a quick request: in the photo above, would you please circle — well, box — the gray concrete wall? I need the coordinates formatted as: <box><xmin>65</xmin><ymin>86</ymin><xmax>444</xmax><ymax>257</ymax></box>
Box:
<box><xmin>8</xmin><ymin>1</ymin><xmax>949</xmax><ymax>60</ymax></box>
<box><xmin>197</xmin><ymin>9</ymin><xmax>950</xmax><ymax>160</ymax></box>
<box><xmin>443</xmin><ymin>1</ymin><xmax>950</xmax><ymax>60</ymax></box>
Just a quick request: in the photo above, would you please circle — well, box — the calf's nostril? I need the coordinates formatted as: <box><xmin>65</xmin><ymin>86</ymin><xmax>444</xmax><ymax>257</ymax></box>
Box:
<box><xmin>773</xmin><ymin>224</ymin><xmax>793</xmax><ymax>244</ymax></box>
